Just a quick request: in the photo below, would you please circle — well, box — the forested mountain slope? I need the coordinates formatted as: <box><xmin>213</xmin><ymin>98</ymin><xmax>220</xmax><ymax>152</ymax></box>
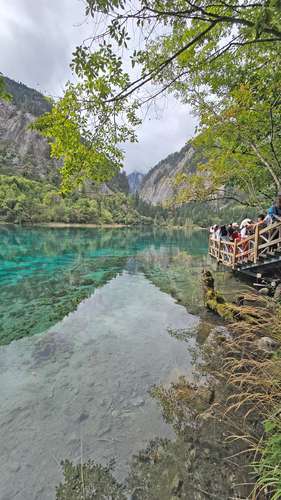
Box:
<box><xmin>0</xmin><ymin>77</ymin><xmax>147</xmax><ymax>224</ymax></box>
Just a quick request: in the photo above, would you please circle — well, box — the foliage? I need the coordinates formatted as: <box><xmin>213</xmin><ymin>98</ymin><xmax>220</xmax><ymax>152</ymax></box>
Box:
<box><xmin>56</xmin><ymin>459</ymin><xmax>126</xmax><ymax>499</ymax></box>
<box><xmin>33</xmin><ymin>73</ymin><xmax>140</xmax><ymax>193</ymax></box>
<box><xmin>0</xmin><ymin>175</ymin><xmax>149</xmax><ymax>225</ymax></box>
<box><xmin>175</xmin><ymin>65</ymin><xmax>281</xmax><ymax>205</ymax></box>
<box><xmin>33</xmin><ymin>0</ymin><xmax>281</xmax><ymax>198</ymax></box>
<box><xmin>132</xmin><ymin>192</ymin><xmax>257</xmax><ymax>228</ymax></box>
<box><xmin>255</xmin><ymin>417</ymin><xmax>281</xmax><ymax>499</ymax></box>
<box><xmin>0</xmin><ymin>75</ymin><xmax>11</xmax><ymax>101</ymax></box>
<box><xmin>200</xmin><ymin>277</ymin><xmax>281</xmax><ymax>499</ymax></box>
<box><xmin>0</xmin><ymin>173</ymin><xmax>255</xmax><ymax>228</ymax></box>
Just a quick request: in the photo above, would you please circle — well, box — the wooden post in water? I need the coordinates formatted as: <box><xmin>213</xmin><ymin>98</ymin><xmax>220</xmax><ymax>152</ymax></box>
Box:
<box><xmin>232</xmin><ymin>239</ymin><xmax>237</xmax><ymax>269</ymax></box>
<box><xmin>254</xmin><ymin>224</ymin><xmax>260</xmax><ymax>264</ymax></box>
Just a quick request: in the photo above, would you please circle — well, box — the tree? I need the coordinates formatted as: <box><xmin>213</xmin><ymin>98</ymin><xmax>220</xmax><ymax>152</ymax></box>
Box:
<box><xmin>34</xmin><ymin>0</ymin><xmax>281</xmax><ymax>198</ymax></box>
<box><xmin>0</xmin><ymin>75</ymin><xmax>11</xmax><ymax>101</ymax></box>
<box><xmin>175</xmin><ymin>68</ymin><xmax>281</xmax><ymax>207</ymax></box>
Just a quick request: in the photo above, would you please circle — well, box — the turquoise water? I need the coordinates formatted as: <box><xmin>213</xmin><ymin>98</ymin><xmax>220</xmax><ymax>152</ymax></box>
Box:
<box><xmin>0</xmin><ymin>225</ymin><xmax>208</xmax><ymax>345</ymax></box>
<box><xmin>0</xmin><ymin>226</ymin><xmax>248</xmax><ymax>499</ymax></box>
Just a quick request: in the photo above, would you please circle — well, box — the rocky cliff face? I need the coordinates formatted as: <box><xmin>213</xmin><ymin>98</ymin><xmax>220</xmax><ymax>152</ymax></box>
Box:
<box><xmin>0</xmin><ymin>77</ymin><xmax>199</xmax><ymax>204</ymax></box>
<box><xmin>0</xmin><ymin>78</ymin><xmax>58</xmax><ymax>182</ymax></box>
<box><xmin>139</xmin><ymin>144</ymin><xmax>197</xmax><ymax>205</ymax></box>
<box><xmin>127</xmin><ymin>171</ymin><xmax>144</xmax><ymax>194</ymax></box>
<box><xmin>0</xmin><ymin>77</ymin><xmax>130</xmax><ymax>192</ymax></box>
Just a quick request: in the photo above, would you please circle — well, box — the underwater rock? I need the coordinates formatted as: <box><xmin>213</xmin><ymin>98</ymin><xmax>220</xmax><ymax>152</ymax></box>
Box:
<box><xmin>77</xmin><ymin>412</ymin><xmax>89</xmax><ymax>423</ymax></box>
<box><xmin>256</xmin><ymin>336</ymin><xmax>278</xmax><ymax>353</ymax></box>
<box><xmin>205</xmin><ymin>329</ymin><xmax>229</xmax><ymax>347</ymax></box>
<box><xmin>131</xmin><ymin>397</ymin><xmax>145</xmax><ymax>407</ymax></box>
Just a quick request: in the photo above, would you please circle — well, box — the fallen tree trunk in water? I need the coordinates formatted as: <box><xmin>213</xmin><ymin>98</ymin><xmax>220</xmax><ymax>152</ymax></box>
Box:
<box><xmin>201</xmin><ymin>269</ymin><xmax>269</xmax><ymax>323</ymax></box>
<box><xmin>202</xmin><ymin>269</ymin><xmax>245</xmax><ymax>320</ymax></box>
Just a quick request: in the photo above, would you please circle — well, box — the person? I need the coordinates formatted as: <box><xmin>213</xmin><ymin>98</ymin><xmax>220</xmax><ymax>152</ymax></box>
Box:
<box><xmin>267</xmin><ymin>193</ymin><xmax>281</xmax><ymax>224</ymax></box>
<box><xmin>256</xmin><ymin>214</ymin><xmax>268</xmax><ymax>229</ymax></box>
<box><xmin>240</xmin><ymin>217</ymin><xmax>254</xmax><ymax>235</ymax></box>
<box><xmin>228</xmin><ymin>223</ymin><xmax>234</xmax><ymax>239</ymax></box>
<box><xmin>214</xmin><ymin>225</ymin><xmax>220</xmax><ymax>239</ymax></box>
<box><xmin>240</xmin><ymin>217</ymin><xmax>252</xmax><ymax>229</ymax></box>
<box><xmin>231</xmin><ymin>223</ymin><xmax>240</xmax><ymax>241</ymax></box>
<box><xmin>220</xmin><ymin>225</ymin><xmax>228</xmax><ymax>240</ymax></box>
<box><xmin>240</xmin><ymin>222</ymin><xmax>250</xmax><ymax>239</ymax></box>
<box><xmin>210</xmin><ymin>225</ymin><xmax>217</xmax><ymax>239</ymax></box>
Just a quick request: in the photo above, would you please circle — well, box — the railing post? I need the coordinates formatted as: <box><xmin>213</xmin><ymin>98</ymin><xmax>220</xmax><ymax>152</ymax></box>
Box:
<box><xmin>218</xmin><ymin>238</ymin><xmax>221</xmax><ymax>262</ymax></box>
<box><xmin>232</xmin><ymin>239</ymin><xmax>237</xmax><ymax>269</ymax></box>
<box><xmin>254</xmin><ymin>224</ymin><xmax>260</xmax><ymax>264</ymax></box>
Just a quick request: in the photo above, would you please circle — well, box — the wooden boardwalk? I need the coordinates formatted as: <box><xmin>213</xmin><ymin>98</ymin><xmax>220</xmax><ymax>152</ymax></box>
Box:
<box><xmin>209</xmin><ymin>221</ymin><xmax>281</xmax><ymax>272</ymax></box>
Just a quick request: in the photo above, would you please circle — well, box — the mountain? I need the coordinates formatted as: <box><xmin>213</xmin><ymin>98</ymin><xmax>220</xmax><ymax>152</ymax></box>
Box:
<box><xmin>0</xmin><ymin>77</ymin><xmax>130</xmax><ymax>192</ymax></box>
<box><xmin>3</xmin><ymin>76</ymin><xmax>52</xmax><ymax>116</ymax></box>
<box><xmin>127</xmin><ymin>171</ymin><xmax>144</xmax><ymax>194</ymax></box>
<box><xmin>139</xmin><ymin>143</ymin><xmax>197</xmax><ymax>205</ymax></box>
<box><xmin>0</xmin><ymin>76</ymin><xmax>59</xmax><ymax>183</ymax></box>
<box><xmin>0</xmin><ymin>76</ymin><xmax>150</xmax><ymax>225</ymax></box>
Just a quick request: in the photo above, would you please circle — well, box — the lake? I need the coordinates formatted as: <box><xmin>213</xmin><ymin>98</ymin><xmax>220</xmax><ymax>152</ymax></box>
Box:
<box><xmin>0</xmin><ymin>226</ymin><xmax>246</xmax><ymax>499</ymax></box>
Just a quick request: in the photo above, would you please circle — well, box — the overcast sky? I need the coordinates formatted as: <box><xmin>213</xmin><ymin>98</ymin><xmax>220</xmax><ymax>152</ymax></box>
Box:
<box><xmin>0</xmin><ymin>0</ymin><xmax>197</xmax><ymax>174</ymax></box>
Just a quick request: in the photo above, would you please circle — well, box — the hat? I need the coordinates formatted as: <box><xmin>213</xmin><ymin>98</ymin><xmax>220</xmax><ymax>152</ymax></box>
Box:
<box><xmin>240</xmin><ymin>218</ymin><xmax>252</xmax><ymax>229</ymax></box>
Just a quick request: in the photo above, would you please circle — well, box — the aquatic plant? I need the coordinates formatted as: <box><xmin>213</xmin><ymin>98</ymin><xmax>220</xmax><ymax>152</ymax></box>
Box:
<box><xmin>200</xmin><ymin>272</ymin><xmax>281</xmax><ymax>498</ymax></box>
<box><xmin>56</xmin><ymin>459</ymin><xmax>126</xmax><ymax>500</ymax></box>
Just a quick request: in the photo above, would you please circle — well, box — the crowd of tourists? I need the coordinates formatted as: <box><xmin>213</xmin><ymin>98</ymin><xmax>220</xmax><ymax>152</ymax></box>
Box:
<box><xmin>210</xmin><ymin>195</ymin><xmax>281</xmax><ymax>243</ymax></box>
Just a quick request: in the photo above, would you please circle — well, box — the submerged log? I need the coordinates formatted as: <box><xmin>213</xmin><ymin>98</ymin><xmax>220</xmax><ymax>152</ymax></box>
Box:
<box><xmin>202</xmin><ymin>270</ymin><xmax>247</xmax><ymax>321</ymax></box>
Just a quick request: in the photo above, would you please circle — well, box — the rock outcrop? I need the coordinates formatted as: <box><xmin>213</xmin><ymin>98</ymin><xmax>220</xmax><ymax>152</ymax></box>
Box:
<box><xmin>127</xmin><ymin>171</ymin><xmax>144</xmax><ymax>194</ymax></box>
<box><xmin>139</xmin><ymin>143</ymin><xmax>197</xmax><ymax>205</ymax></box>
<box><xmin>0</xmin><ymin>77</ymin><xmax>129</xmax><ymax>193</ymax></box>
<box><xmin>0</xmin><ymin>77</ymin><xmax>58</xmax><ymax>182</ymax></box>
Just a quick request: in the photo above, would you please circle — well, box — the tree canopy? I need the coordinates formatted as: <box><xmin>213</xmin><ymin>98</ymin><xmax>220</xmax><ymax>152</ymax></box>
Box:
<box><xmin>34</xmin><ymin>0</ymin><xmax>281</xmax><ymax>202</ymax></box>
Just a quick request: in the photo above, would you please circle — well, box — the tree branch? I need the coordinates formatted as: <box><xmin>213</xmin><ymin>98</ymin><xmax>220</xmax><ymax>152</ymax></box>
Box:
<box><xmin>250</xmin><ymin>142</ymin><xmax>280</xmax><ymax>190</ymax></box>
<box><xmin>106</xmin><ymin>21</ymin><xmax>218</xmax><ymax>103</ymax></box>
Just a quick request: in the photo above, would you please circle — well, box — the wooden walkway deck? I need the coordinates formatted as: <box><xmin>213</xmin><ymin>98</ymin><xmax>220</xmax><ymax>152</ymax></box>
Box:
<box><xmin>208</xmin><ymin>221</ymin><xmax>281</xmax><ymax>272</ymax></box>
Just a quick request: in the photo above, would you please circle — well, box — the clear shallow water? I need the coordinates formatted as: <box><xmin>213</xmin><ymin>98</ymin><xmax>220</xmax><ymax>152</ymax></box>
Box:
<box><xmin>0</xmin><ymin>226</ymin><xmax>247</xmax><ymax>499</ymax></box>
<box><xmin>0</xmin><ymin>226</ymin><xmax>207</xmax><ymax>344</ymax></box>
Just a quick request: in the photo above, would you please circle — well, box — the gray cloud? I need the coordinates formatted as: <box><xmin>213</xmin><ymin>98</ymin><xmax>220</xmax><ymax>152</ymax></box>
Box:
<box><xmin>123</xmin><ymin>96</ymin><xmax>196</xmax><ymax>173</ymax></box>
<box><xmin>0</xmin><ymin>0</ymin><xmax>197</xmax><ymax>173</ymax></box>
<box><xmin>0</xmin><ymin>0</ymin><xmax>86</xmax><ymax>94</ymax></box>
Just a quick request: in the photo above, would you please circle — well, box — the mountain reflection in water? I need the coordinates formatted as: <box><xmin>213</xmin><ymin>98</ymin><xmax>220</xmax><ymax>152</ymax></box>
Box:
<box><xmin>0</xmin><ymin>226</ymin><xmax>250</xmax><ymax>499</ymax></box>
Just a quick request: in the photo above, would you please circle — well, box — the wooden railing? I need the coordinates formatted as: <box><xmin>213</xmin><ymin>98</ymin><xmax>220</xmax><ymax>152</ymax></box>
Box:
<box><xmin>209</xmin><ymin>221</ymin><xmax>281</xmax><ymax>269</ymax></box>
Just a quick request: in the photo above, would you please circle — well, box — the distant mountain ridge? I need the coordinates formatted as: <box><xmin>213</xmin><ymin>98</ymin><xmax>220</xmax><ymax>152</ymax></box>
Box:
<box><xmin>127</xmin><ymin>171</ymin><xmax>144</xmax><ymax>193</ymax></box>
<box><xmin>3</xmin><ymin>76</ymin><xmax>52</xmax><ymax>116</ymax></box>
<box><xmin>139</xmin><ymin>143</ymin><xmax>197</xmax><ymax>205</ymax></box>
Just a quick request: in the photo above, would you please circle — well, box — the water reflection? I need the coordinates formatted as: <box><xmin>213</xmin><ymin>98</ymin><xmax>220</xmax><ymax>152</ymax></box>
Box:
<box><xmin>0</xmin><ymin>272</ymin><xmax>199</xmax><ymax>500</ymax></box>
<box><xmin>0</xmin><ymin>226</ymin><xmax>208</xmax><ymax>344</ymax></box>
<box><xmin>0</xmin><ymin>226</ymin><xmax>251</xmax><ymax>499</ymax></box>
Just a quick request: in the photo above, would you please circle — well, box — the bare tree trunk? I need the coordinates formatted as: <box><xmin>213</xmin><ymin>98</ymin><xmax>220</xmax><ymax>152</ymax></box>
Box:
<box><xmin>251</xmin><ymin>142</ymin><xmax>280</xmax><ymax>192</ymax></box>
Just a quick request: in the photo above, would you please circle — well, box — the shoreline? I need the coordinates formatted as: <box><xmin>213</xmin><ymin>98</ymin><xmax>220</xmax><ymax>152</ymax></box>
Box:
<box><xmin>31</xmin><ymin>222</ymin><xmax>129</xmax><ymax>228</ymax></box>
<box><xmin>0</xmin><ymin>221</ymin><xmax>205</xmax><ymax>230</ymax></box>
<box><xmin>0</xmin><ymin>221</ymin><xmax>129</xmax><ymax>229</ymax></box>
